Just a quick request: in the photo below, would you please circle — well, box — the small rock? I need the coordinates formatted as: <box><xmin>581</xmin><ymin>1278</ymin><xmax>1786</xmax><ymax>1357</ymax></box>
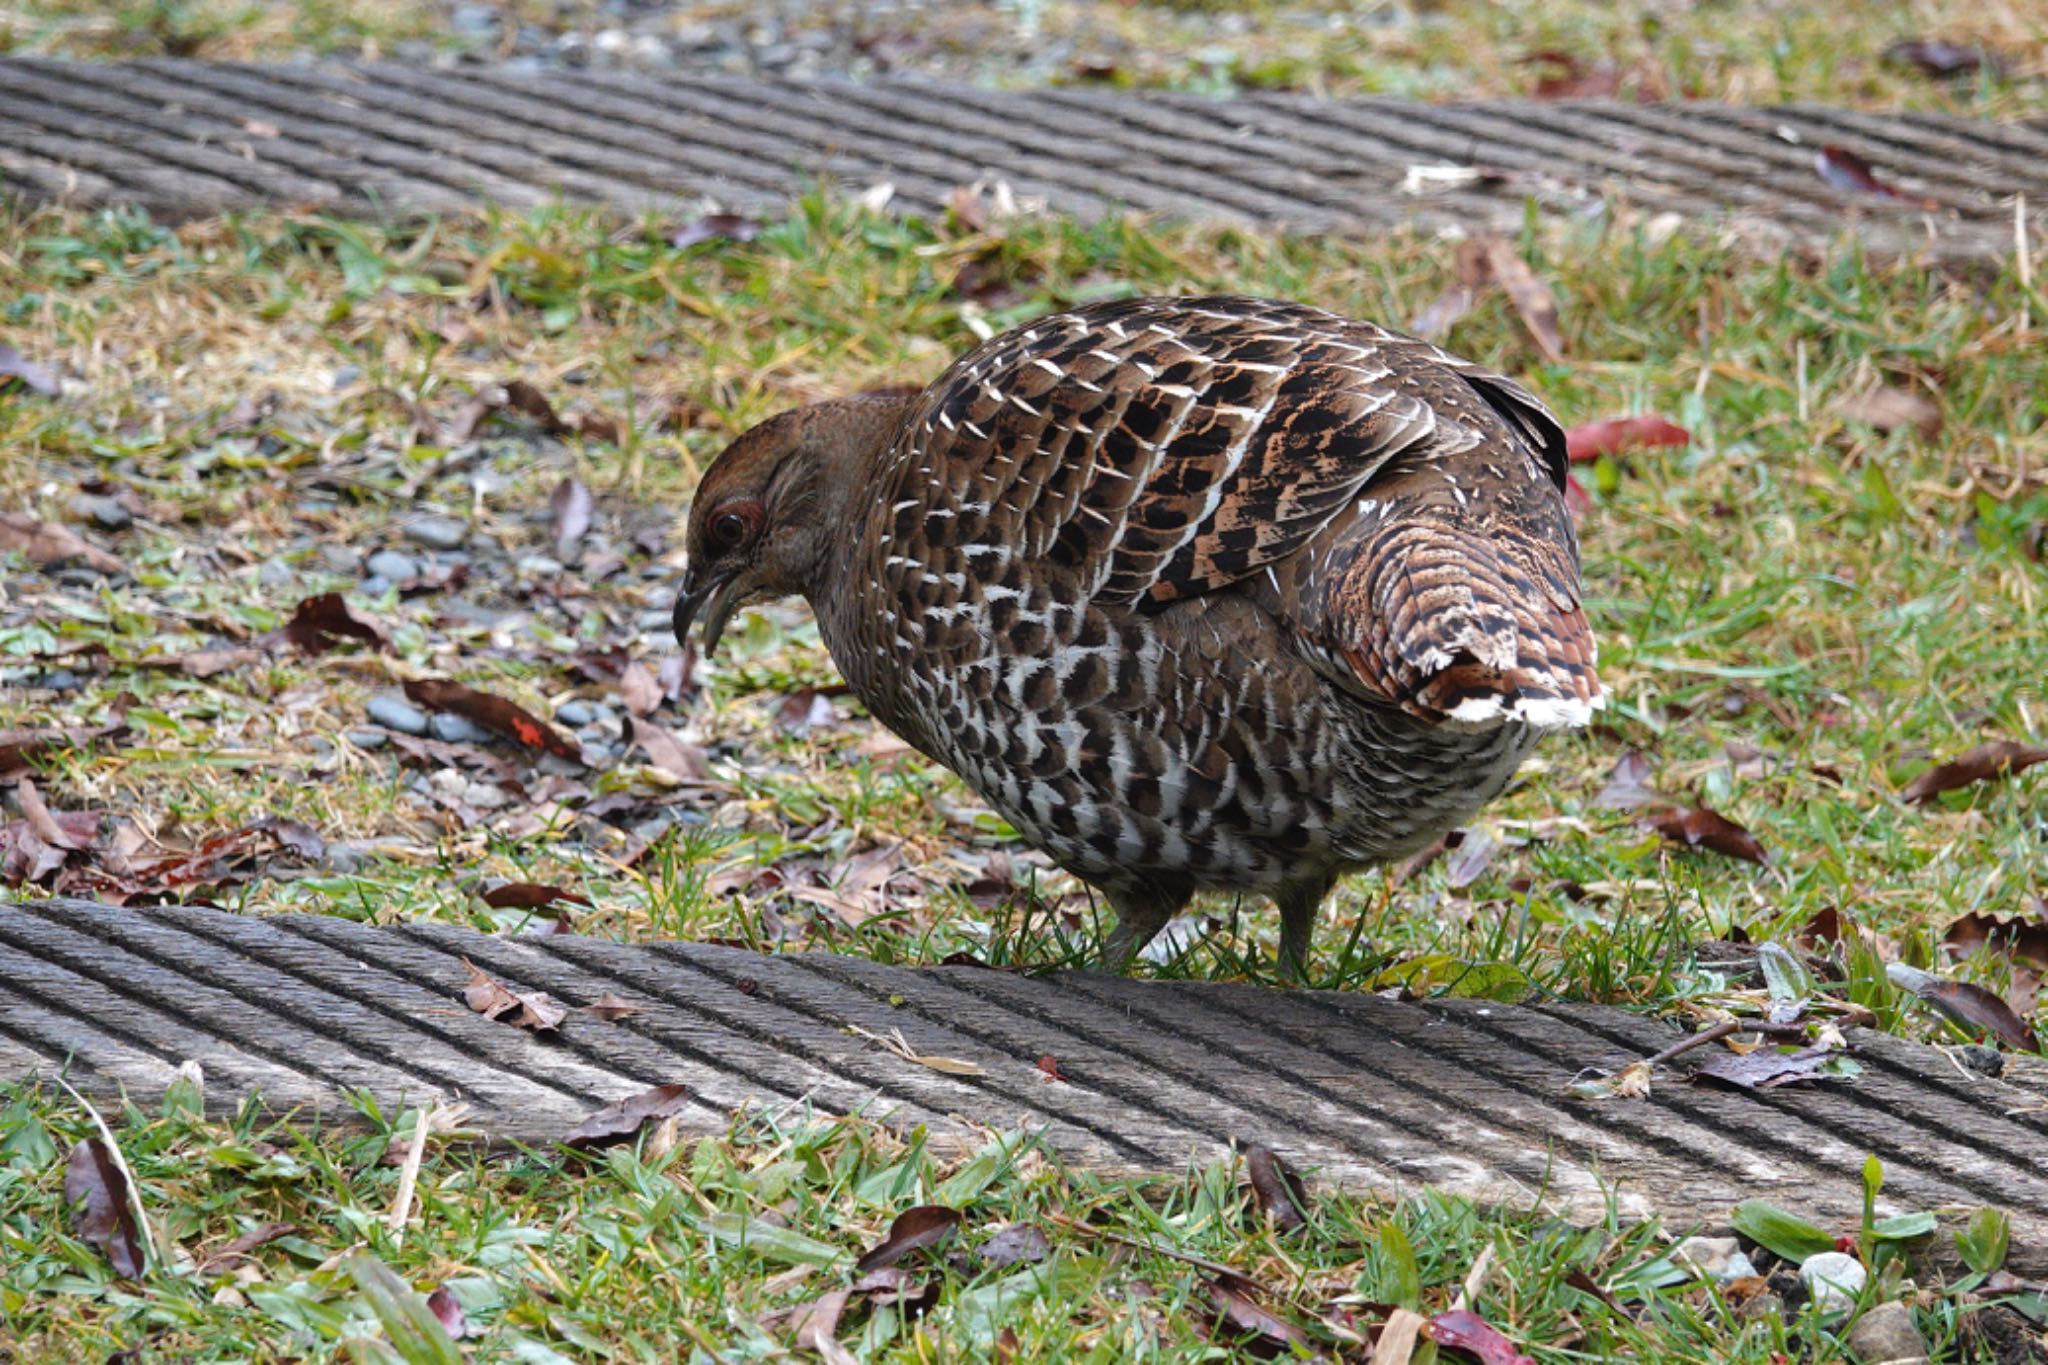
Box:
<box><xmin>1844</xmin><ymin>1300</ymin><xmax>1929</xmax><ymax>1364</ymax></box>
<box><xmin>1956</xmin><ymin>1044</ymin><xmax>2004</xmax><ymax>1077</ymax></box>
<box><xmin>517</xmin><ymin>554</ymin><xmax>565</xmax><ymax>576</ymax></box>
<box><xmin>555</xmin><ymin>700</ymin><xmax>598</xmax><ymax>727</ymax></box>
<box><xmin>428</xmin><ymin>713</ymin><xmax>488</xmax><ymax>744</ymax></box>
<box><xmin>343</xmin><ymin>728</ymin><xmax>389</xmax><ymax>751</ymax></box>
<box><xmin>1672</xmin><ymin>1236</ymin><xmax>1758</xmax><ymax>1285</ymax></box>
<box><xmin>358</xmin><ymin>575</ymin><xmax>394</xmax><ymax>598</ymax></box>
<box><xmin>330</xmin><ymin>364</ymin><xmax>362</xmax><ymax>390</ymax></box>
<box><xmin>54</xmin><ymin>566</ymin><xmax>113</xmax><ymax>587</ymax></box>
<box><xmin>256</xmin><ymin>559</ymin><xmax>295</xmax><ymax>589</ymax></box>
<box><xmin>401</xmin><ymin>515</ymin><xmax>468</xmax><ymax>551</ymax></box>
<box><xmin>318</xmin><ymin>544</ymin><xmax>364</xmax><ymax>575</ymax></box>
<box><xmin>1799</xmin><ymin>1251</ymin><xmax>1867</xmax><ymax>1313</ymax></box>
<box><xmin>366</xmin><ymin>694</ymin><xmax>430</xmax><ymax>736</ymax></box>
<box><xmin>1738</xmin><ymin>1291</ymin><xmax>1783</xmax><ymax>1323</ymax></box>
<box><xmin>325</xmin><ymin>843</ymin><xmax>366</xmax><ymax>874</ymax></box>
<box><xmin>449</xmin><ymin>2</ymin><xmax>498</xmax><ymax>36</ymax></box>
<box><xmin>638</xmin><ymin>608</ymin><xmax>675</xmax><ymax>633</ymax></box>
<box><xmin>72</xmin><ymin>494</ymin><xmax>133</xmax><ymax>532</ymax></box>
<box><xmin>39</xmin><ymin>669</ymin><xmax>81</xmax><ymax>692</ymax></box>
<box><xmin>366</xmin><ymin>549</ymin><xmax>420</xmax><ymax>582</ymax></box>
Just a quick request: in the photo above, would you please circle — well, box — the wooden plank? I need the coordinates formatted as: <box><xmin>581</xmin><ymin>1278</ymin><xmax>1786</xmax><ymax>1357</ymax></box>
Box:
<box><xmin>5</xmin><ymin>897</ymin><xmax>2048</xmax><ymax>1274</ymax></box>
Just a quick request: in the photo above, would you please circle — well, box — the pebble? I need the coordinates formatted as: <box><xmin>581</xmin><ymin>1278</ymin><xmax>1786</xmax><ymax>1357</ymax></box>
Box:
<box><xmin>518</xmin><ymin>554</ymin><xmax>565</xmax><ymax>576</ymax></box>
<box><xmin>257</xmin><ymin>559</ymin><xmax>295</xmax><ymax>588</ymax></box>
<box><xmin>330</xmin><ymin>364</ymin><xmax>362</xmax><ymax>390</ymax></box>
<box><xmin>1956</xmin><ymin>1044</ymin><xmax>2005</xmax><ymax>1077</ymax></box>
<box><xmin>1670</xmin><ymin>1236</ymin><xmax>1758</xmax><ymax>1285</ymax></box>
<box><xmin>358</xmin><ymin>575</ymin><xmax>394</xmax><ymax>598</ymax></box>
<box><xmin>401</xmin><ymin>515</ymin><xmax>469</xmax><ymax>551</ymax></box>
<box><xmin>366</xmin><ymin>549</ymin><xmax>420</xmax><ymax>581</ymax></box>
<box><xmin>54</xmin><ymin>566</ymin><xmax>112</xmax><ymax>587</ymax></box>
<box><xmin>1843</xmin><ymin>1300</ymin><xmax>1930</xmax><ymax>1364</ymax></box>
<box><xmin>38</xmin><ymin>669</ymin><xmax>81</xmax><ymax>692</ymax></box>
<box><xmin>72</xmin><ymin>494</ymin><xmax>133</xmax><ymax>531</ymax></box>
<box><xmin>555</xmin><ymin>700</ymin><xmax>598</xmax><ymax>727</ymax></box>
<box><xmin>449</xmin><ymin>2</ymin><xmax>499</xmax><ymax>36</ymax></box>
<box><xmin>1798</xmin><ymin>1251</ymin><xmax>1867</xmax><ymax>1313</ymax></box>
<box><xmin>318</xmin><ymin>544</ymin><xmax>364</xmax><ymax>575</ymax></box>
<box><xmin>366</xmin><ymin>694</ymin><xmax>430</xmax><ymax>736</ymax></box>
<box><xmin>429</xmin><ymin>713</ymin><xmax>489</xmax><ymax>744</ymax></box>
<box><xmin>638</xmin><ymin>608</ymin><xmax>675</xmax><ymax>632</ymax></box>
<box><xmin>343</xmin><ymin>728</ymin><xmax>388</xmax><ymax>751</ymax></box>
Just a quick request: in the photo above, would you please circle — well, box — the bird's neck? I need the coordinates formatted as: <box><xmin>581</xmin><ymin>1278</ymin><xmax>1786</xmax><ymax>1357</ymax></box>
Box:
<box><xmin>786</xmin><ymin>392</ymin><xmax>918</xmax><ymax>600</ymax></box>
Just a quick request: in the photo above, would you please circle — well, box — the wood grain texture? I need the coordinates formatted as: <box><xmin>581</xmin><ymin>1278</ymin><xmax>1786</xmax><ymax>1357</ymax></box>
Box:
<box><xmin>0</xmin><ymin>60</ymin><xmax>2039</xmax><ymax>257</ymax></box>
<box><xmin>6</xmin><ymin>898</ymin><xmax>2047</xmax><ymax>1272</ymax></box>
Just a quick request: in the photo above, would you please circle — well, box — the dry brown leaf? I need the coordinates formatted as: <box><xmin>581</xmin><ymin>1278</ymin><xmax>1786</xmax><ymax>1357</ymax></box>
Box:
<box><xmin>1640</xmin><ymin>805</ymin><xmax>1769</xmax><ymax>865</ymax></box>
<box><xmin>580</xmin><ymin>991</ymin><xmax>643</xmax><ymax>1021</ymax></box>
<box><xmin>1836</xmin><ymin>384</ymin><xmax>1942</xmax><ymax>440</ymax></box>
<box><xmin>1244</xmin><ymin>1144</ymin><xmax>1309</xmax><ymax>1232</ymax></box>
<box><xmin>65</xmin><ymin>1138</ymin><xmax>146</xmax><ymax>1279</ymax></box>
<box><xmin>277</xmin><ymin>593</ymin><xmax>391</xmax><ymax>655</ymax></box>
<box><xmin>626</xmin><ymin>715</ymin><xmax>711</xmax><ymax>780</ymax></box>
<box><xmin>562</xmin><ymin>1083</ymin><xmax>692</xmax><ymax>1150</ymax></box>
<box><xmin>1902</xmin><ymin>740</ymin><xmax>2048</xmax><ymax>803</ymax></box>
<box><xmin>459</xmin><ymin>957</ymin><xmax>566</xmax><ymax>1032</ymax></box>
<box><xmin>1477</xmin><ymin>235</ymin><xmax>1565</xmax><ymax>363</ymax></box>
<box><xmin>617</xmin><ymin>661</ymin><xmax>662</xmax><ymax>717</ymax></box>
<box><xmin>856</xmin><ymin>1205</ymin><xmax>962</xmax><ymax>1274</ymax></box>
<box><xmin>0</xmin><ymin>511</ymin><xmax>123</xmax><ymax>574</ymax></box>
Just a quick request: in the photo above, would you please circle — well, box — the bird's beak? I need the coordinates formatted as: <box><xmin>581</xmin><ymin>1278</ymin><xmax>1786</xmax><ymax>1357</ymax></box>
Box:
<box><xmin>672</xmin><ymin>568</ymin><xmax>744</xmax><ymax>657</ymax></box>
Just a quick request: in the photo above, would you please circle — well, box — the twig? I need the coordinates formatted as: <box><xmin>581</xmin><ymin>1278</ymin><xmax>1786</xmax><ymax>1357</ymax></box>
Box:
<box><xmin>49</xmin><ymin>1071</ymin><xmax>163</xmax><ymax>1275</ymax></box>
<box><xmin>385</xmin><ymin>1105</ymin><xmax>432</xmax><ymax>1247</ymax></box>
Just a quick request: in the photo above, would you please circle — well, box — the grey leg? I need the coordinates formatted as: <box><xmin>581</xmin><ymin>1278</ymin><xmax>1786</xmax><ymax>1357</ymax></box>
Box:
<box><xmin>1276</xmin><ymin>875</ymin><xmax>1337</xmax><ymax>982</ymax></box>
<box><xmin>1097</xmin><ymin>879</ymin><xmax>1193</xmax><ymax>973</ymax></box>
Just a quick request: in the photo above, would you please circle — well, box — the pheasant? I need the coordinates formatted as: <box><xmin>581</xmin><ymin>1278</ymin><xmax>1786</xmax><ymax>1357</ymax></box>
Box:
<box><xmin>674</xmin><ymin>295</ymin><xmax>1600</xmax><ymax>976</ymax></box>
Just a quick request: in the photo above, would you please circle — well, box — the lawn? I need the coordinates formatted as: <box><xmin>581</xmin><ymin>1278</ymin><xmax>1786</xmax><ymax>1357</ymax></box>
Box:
<box><xmin>2</xmin><ymin>180</ymin><xmax>2046</xmax><ymax>1354</ymax></box>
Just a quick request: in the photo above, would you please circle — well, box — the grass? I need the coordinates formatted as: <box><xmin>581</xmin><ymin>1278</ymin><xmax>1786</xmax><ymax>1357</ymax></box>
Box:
<box><xmin>2</xmin><ymin>194</ymin><xmax>2047</xmax><ymax>1357</ymax></box>
<box><xmin>0</xmin><ymin>0</ymin><xmax>2042</xmax><ymax>118</ymax></box>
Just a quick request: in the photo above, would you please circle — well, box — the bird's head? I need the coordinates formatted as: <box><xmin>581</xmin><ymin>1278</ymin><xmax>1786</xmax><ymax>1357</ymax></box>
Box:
<box><xmin>673</xmin><ymin>393</ymin><xmax>915</xmax><ymax>656</ymax></box>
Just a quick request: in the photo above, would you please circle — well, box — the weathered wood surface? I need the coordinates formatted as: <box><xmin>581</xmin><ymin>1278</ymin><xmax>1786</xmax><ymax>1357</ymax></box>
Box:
<box><xmin>0</xmin><ymin>59</ymin><xmax>2041</xmax><ymax>257</ymax></box>
<box><xmin>7</xmin><ymin>899</ymin><xmax>2047</xmax><ymax>1268</ymax></box>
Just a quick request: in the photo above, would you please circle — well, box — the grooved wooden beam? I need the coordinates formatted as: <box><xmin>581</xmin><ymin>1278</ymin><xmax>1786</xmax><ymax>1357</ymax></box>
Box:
<box><xmin>5</xmin><ymin>897</ymin><xmax>2047</xmax><ymax>1272</ymax></box>
<box><xmin>0</xmin><ymin>60</ymin><xmax>2041</xmax><ymax>257</ymax></box>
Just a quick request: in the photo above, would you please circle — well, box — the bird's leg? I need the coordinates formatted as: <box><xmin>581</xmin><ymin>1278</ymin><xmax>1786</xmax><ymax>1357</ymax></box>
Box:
<box><xmin>1276</xmin><ymin>875</ymin><xmax>1339</xmax><ymax>983</ymax></box>
<box><xmin>1097</xmin><ymin>879</ymin><xmax>1193</xmax><ymax>973</ymax></box>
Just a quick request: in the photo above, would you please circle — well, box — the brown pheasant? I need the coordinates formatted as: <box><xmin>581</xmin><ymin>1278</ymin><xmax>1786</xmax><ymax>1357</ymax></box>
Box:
<box><xmin>674</xmin><ymin>295</ymin><xmax>1600</xmax><ymax>976</ymax></box>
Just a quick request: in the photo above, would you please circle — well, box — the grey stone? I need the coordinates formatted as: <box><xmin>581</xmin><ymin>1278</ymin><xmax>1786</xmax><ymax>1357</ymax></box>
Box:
<box><xmin>449</xmin><ymin>3</ymin><xmax>498</xmax><ymax>36</ymax></box>
<box><xmin>318</xmin><ymin>544</ymin><xmax>363</xmax><ymax>575</ymax></box>
<box><xmin>358</xmin><ymin>575</ymin><xmax>393</xmax><ymax>597</ymax></box>
<box><xmin>366</xmin><ymin>694</ymin><xmax>430</xmax><ymax>736</ymax></box>
<box><xmin>428</xmin><ymin>713</ymin><xmax>488</xmax><ymax>744</ymax></box>
<box><xmin>256</xmin><ymin>559</ymin><xmax>294</xmax><ymax>588</ymax></box>
<box><xmin>72</xmin><ymin>494</ymin><xmax>133</xmax><ymax>531</ymax></box>
<box><xmin>1843</xmin><ymin>1300</ymin><xmax>1929</xmax><ymax>1364</ymax></box>
<box><xmin>1671</xmin><ymin>1235</ymin><xmax>1758</xmax><ymax>1285</ymax></box>
<box><xmin>401</xmin><ymin>515</ymin><xmax>468</xmax><ymax>551</ymax></box>
<box><xmin>518</xmin><ymin>554</ymin><xmax>565</xmax><ymax>576</ymax></box>
<box><xmin>1799</xmin><ymin>1251</ymin><xmax>1867</xmax><ymax>1313</ymax></box>
<box><xmin>366</xmin><ymin>549</ymin><xmax>420</xmax><ymax>582</ymax></box>
<box><xmin>330</xmin><ymin>364</ymin><xmax>362</xmax><ymax>390</ymax></box>
<box><xmin>555</xmin><ymin>700</ymin><xmax>598</xmax><ymax>727</ymax></box>
<box><xmin>343</xmin><ymin>728</ymin><xmax>389</xmax><ymax>751</ymax></box>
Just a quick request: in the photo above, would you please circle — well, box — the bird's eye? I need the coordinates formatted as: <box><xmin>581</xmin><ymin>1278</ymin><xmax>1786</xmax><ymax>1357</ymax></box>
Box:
<box><xmin>708</xmin><ymin>506</ymin><xmax>755</xmax><ymax>552</ymax></box>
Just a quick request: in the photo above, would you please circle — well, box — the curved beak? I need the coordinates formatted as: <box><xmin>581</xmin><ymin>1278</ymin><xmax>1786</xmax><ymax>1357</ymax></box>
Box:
<box><xmin>672</xmin><ymin>567</ymin><xmax>745</xmax><ymax>657</ymax></box>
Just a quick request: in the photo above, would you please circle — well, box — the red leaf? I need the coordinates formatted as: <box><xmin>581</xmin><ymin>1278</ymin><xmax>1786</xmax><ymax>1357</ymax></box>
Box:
<box><xmin>425</xmin><ymin>1286</ymin><xmax>469</xmax><ymax>1339</ymax></box>
<box><xmin>1814</xmin><ymin>146</ymin><xmax>1940</xmax><ymax>210</ymax></box>
<box><xmin>1902</xmin><ymin>740</ymin><xmax>2048</xmax><ymax>803</ymax></box>
<box><xmin>1428</xmin><ymin>1308</ymin><xmax>1537</xmax><ymax>1365</ymax></box>
<box><xmin>1640</xmin><ymin>805</ymin><xmax>1769</xmax><ymax>865</ymax></box>
<box><xmin>278</xmin><ymin>592</ymin><xmax>391</xmax><ymax>655</ymax></box>
<box><xmin>404</xmin><ymin>679</ymin><xmax>581</xmax><ymax>761</ymax></box>
<box><xmin>1564</xmin><ymin>415</ymin><xmax>1691</xmax><ymax>463</ymax></box>
<box><xmin>562</xmin><ymin>1083</ymin><xmax>693</xmax><ymax>1150</ymax></box>
<box><xmin>65</xmin><ymin>1138</ymin><xmax>146</xmax><ymax>1278</ymax></box>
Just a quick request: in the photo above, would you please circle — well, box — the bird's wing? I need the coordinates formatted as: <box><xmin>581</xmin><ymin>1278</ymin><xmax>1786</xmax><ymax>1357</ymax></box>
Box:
<box><xmin>884</xmin><ymin>295</ymin><xmax>1593</xmax><ymax>723</ymax></box>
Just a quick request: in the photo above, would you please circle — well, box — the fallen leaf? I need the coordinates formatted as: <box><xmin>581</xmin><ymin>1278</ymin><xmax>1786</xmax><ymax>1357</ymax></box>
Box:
<box><xmin>1207</xmin><ymin>1275</ymin><xmax>1311</xmax><ymax>1357</ymax></box>
<box><xmin>459</xmin><ymin>957</ymin><xmax>566</xmax><ymax>1032</ymax></box>
<box><xmin>1836</xmin><ymin>384</ymin><xmax>1943</xmax><ymax>441</ymax></box>
<box><xmin>776</xmin><ymin>688</ymin><xmax>841</xmax><ymax>734</ymax></box>
<box><xmin>1945</xmin><ymin>909</ymin><xmax>2048</xmax><ymax>1018</ymax></box>
<box><xmin>856</xmin><ymin>1205</ymin><xmax>962</xmax><ymax>1274</ymax></box>
<box><xmin>1593</xmin><ymin>751</ymin><xmax>1661</xmax><ymax>810</ymax></box>
<box><xmin>562</xmin><ymin>1083</ymin><xmax>693</xmax><ymax>1150</ymax></box>
<box><xmin>1427</xmin><ymin>1308</ymin><xmax>1537</xmax><ymax>1365</ymax></box>
<box><xmin>0</xmin><ymin>723</ymin><xmax>119</xmax><ymax>779</ymax></box>
<box><xmin>1569</xmin><ymin>1058</ymin><xmax>1654</xmax><ymax>1100</ymax></box>
<box><xmin>0</xmin><ymin>511</ymin><xmax>123</xmax><ymax>574</ymax></box>
<box><xmin>0</xmin><ymin>342</ymin><xmax>59</xmax><ymax>396</ymax></box>
<box><xmin>551</xmin><ymin>477</ymin><xmax>592</xmax><ymax>555</ymax></box>
<box><xmin>1478</xmin><ymin>235</ymin><xmax>1565</xmax><ymax>364</ymax></box>
<box><xmin>1640</xmin><ymin>806</ymin><xmax>1769</xmax><ymax>865</ymax></box>
<box><xmin>580</xmin><ymin>991</ymin><xmax>643</xmax><ymax>1021</ymax></box>
<box><xmin>405</xmin><ymin>679</ymin><xmax>581</xmax><ymax>761</ymax></box>
<box><xmin>425</xmin><ymin>1286</ymin><xmax>468</xmax><ymax>1340</ymax></box>
<box><xmin>1888</xmin><ymin>964</ymin><xmax>2040</xmax><ymax>1052</ymax></box>
<box><xmin>195</xmin><ymin>1221</ymin><xmax>295</xmax><ymax>1274</ymax></box>
<box><xmin>670</xmin><ymin>213</ymin><xmax>765</xmax><ymax>249</ymax></box>
<box><xmin>1884</xmin><ymin>38</ymin><xmax>2003</xmax><ymax>78</ymax></box>
<box><xmin>14</xmin><ymin>778</ymin><xmax>91</xmax><ymax>851</ymax></box>
<box><xmin>617</xmin><ymin>660</ymin><xmax>663</xmax><ymax>717</ymax></box>
<box><xmin>481</xmin><ymin>881</ymin><xmax>592</xmax><ymax>911</ymax></box>
<box><xmin>790</xmin><ymin>1286</ymin><xmax>859</xmax><ymax>1365</ymax></box>
<box><xmin>1244</xmin><ymin>1144</ymin><xmax>1309</xmax><ymax>1232</ymax></box>
<box><xmin>626</xmin><ymin>715</ymin><xmax>711</xmax><ymax>780</ymax></box>
<box><xmin>64</xmin><ymin>1137</ymin><xmax>146</xmax><ymax>1278</ymax></box>
<box><xmin>1035</xmin><ymin>1053</ymin><xmax>1069</xmax><ymax>1083</ymax></box>
<box><xmin>277</xmin><ymin>592</ymin><xmax>391</xmax><ymax>655</ymax></box>
<box><xmin>1693</xmin><ymin>1043</ymin><xmax>1847</xmax><ymax>1090</ymax></box>
<box><xmin>1443</xmin><ymin>826</ymin><xmax>1502</xmax><ymax>890</ymax></box>
<box><xmin>1521</xmin><ymin>49</ymin><xmax>1623</xmax><ymax>99</ymax></box>
<box><xmin>1374</xmin><ymin>1307</ymin><xmax>1429</xmax><ymax>1365</ymax></box>
<box><xmin>979</xmin><ymin>1222</ymin><xmax>1051</xmax><ymax>1268</ymax></box>
<box><xmin>132</xmin><ymin>646</ymin><xmax>264</xmax><ymax>679</ymax></box>
<box><xmin>1901</xmin><ymin>740</ymin><xmax>2048</xmax><ymax>803</ymax></box>
<box><xmin>1564</xmin><ymin>415</ymin><xmax>1691</xmax><ymax>463</ymax></box>
<box><xmin>1815</xmin><ymin>146</ymin><xmax>1941</xmax><ymax>210</ymax></box>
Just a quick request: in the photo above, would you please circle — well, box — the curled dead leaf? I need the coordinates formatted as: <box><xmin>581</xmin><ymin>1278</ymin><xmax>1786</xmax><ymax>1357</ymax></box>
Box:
<box><xmin>1639</xmin><ymin>805</ymin><xmax>1769</xmax><ymax>866</ymax></box>
<box><xmin>1244</xmin><ymin>1144</ymin><xmax>1310</xmax><ymax>1232</ymax></box>
<box><xmin>562</xmin><ymin>1083</ymin><xmax>693</xmax><ymax>1150</ymax></box>
<box><xmin>65</xmin><ymin>1137</ymin><xmax>146</xmax><ymax>1278</ymax></box>
<box><xmin>1901</xmin><ymin>740</ymin><xmax>2048</xmax><ymax>803</ymax></box>
<box><xmin>856</xmin><ymin>1205</ymin><xmax>962</xmax><ymax>1274</ymax></box>
<box><xmin>0</xmin><ymin>511</ymin><xmax>123</xmax><ymax>575</ymax></box>
<box><xmin>459</xmin><ymin>957</ymin><xmax>566</xmax><ymax>1032</ymax></box>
